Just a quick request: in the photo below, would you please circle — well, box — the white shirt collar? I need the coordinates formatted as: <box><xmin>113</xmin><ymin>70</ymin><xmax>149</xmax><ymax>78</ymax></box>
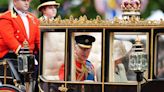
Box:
<box><xmin>14</xmin><ymin>7</ymin><xmax>27</xmax><ymax>16</ymax></box>
<box><xmin>14</xmin><ymin>6</ymin><xmax>30</xmax><ymax>39</ymax></box>
<box><xmin>43</xmin><ymin>15</ymin><xmax>54</xmax><ymax>20</ymax></box>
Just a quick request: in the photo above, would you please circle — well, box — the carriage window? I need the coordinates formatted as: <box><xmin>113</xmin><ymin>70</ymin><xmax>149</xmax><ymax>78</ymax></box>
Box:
<box><xmin>42</xmin><ymin>32</ymin><xmax>65</xmax><ymax>80</ymax></box>
<box><xmin>156</xmin><ymin>34</ymin><xmax>164</xmax><ymax>79</ymax></box>
<box><xmin>70</xmin><ymin>32</ymin><xmax>102</xmax><ymax>82</ymax></box>
<box><xmin>109</xmin><ymin>32</ymin><xmax>149</xmax><ymax>82</ymax></box>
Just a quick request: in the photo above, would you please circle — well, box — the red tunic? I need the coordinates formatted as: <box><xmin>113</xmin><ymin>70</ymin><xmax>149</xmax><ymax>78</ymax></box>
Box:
<box><xmin>58</xmin><ymin>60</ymin><xmax>86</xmax><ymax>81</ymax></box>
<box><xmin>59</xmin><ymin>60</ymin><xmax>95</xmax><ymax>81</ymax></box>
<box><xmin>0</xmin><ymin>10</ymin><xmax>40</xmax><ymax>58</ymax></box>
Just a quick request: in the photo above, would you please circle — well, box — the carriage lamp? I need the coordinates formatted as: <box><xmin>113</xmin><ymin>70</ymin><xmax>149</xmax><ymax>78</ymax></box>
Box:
<box><xmin>129</xmin><ymin>36</ymin><xmax>148</xmax><ymax>92</ymax></box>
<box><xmin>18</xmin><ymin>40</ymin><xmax>35</xmax><ymax>74</ymax></box>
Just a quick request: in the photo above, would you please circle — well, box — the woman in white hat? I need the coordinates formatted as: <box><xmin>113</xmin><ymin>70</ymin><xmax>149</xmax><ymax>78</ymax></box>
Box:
<box><xmin>37</xmin><ymin>0</ymin><xmax>60</xmax><ymax>20</ymax></box>
<box><xmin>113</xmin><ymin>40</ymin><xmax>132</xmax><ymax>82</ymax></box>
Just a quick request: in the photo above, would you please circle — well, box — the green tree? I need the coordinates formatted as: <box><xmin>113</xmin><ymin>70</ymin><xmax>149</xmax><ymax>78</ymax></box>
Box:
<box><xmin>55</xmin><ymin>0</ymin><xmax>100</xmax><ymax>19</ymax></box>
<box><xmin>141</xmin><ymin>0</ymin><xmax>164</xmax><ymax>18</ymax></box>
<box><xmin>0</xmin><ymin>0</ymin><xmax>8</xmax><ymax>12</ymax></box>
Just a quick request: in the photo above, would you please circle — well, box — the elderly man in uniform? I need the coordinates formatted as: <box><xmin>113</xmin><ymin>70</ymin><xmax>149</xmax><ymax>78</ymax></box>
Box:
<box><xmin>0</xmin><ymin>0</ymin><xmax>40</xmax><ymax>91</ymax></box>
<box><xmin>37</xmin><ymin>0</ymin><xmax>60</xmax><ymax>20</ymax></box>
<box><xmin>59</xmin><ymin>35</ymin><xmax>97</xmax><ymax>81</ymax></box>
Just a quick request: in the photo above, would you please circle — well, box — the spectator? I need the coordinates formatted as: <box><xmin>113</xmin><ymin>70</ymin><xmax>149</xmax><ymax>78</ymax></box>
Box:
<box><xmin>37</xmin><ymin>0</ymin><xmax>60</xmax><ymax>20</ymax></box>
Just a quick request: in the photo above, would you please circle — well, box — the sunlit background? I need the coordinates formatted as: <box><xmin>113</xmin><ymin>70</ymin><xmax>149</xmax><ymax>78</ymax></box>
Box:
<box><xmin>0</xmin><ymin>0</ymin><xmax>164</xmax><ymax>19</ymax></box>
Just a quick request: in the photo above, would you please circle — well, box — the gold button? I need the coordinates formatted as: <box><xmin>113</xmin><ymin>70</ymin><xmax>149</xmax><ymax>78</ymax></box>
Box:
<box><xmin>17</xmin><ymin>30</ymin><xmax>20</xmax><ymax>33</ymax></box>
<box><xmin>16</xmin><ymin>36</ymin><xmax>19</xmax><ymax>38</ymax></box>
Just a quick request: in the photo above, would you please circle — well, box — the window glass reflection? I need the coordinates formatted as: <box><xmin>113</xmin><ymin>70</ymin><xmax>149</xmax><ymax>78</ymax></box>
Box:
<box><xmin>109</xmin><ymin>32</ymin><xmax>148</xmax><ymax>82</ymax></box>
<box><xmin>43</xmin><ymin>32</ymin><xmax>65</xmax><ymax>80</ymax></box>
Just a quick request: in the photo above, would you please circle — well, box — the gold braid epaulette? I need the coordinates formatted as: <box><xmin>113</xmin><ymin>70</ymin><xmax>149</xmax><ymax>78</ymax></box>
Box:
<box><xmin>76</xmin><ymin>62</ymin><xmax>88</xmax><ymax>81</ymax></box>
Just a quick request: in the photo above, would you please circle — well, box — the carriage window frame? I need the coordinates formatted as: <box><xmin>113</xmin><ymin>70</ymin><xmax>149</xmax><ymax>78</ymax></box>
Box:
<box><xmin>154</xmin><ymin>31</ymin><xmax>164</xmax><ymax>79</ymax></box>
<box><xmin>67</xmin><ymin>29</ymin><xmax>103</xmax><ymax>82</ymax></box>
<box><xmin>106</xmin><ymin>29</ymin><xmax>150</xmax><ymax>83</ymax></box>
<box><xmin>40</xmin><ymin>28</ymin><xmax>66</xmax><ymax>81</ymax></box>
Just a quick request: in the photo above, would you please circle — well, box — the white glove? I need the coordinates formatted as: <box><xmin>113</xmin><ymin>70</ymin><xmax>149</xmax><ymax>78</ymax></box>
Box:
<box><xmin>35</xmin><ymin>59</ymin><xmax>38</xmax><ymax>65</ymax></box>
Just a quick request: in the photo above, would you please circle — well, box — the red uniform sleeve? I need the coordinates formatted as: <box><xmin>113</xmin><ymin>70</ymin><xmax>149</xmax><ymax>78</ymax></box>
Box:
<box><xmin>58</xmin><ymin>64</ymin><xmax>64</xmax><ymax>80</ymax></box>
<box><xmin>0</xmin><ymin>18</ymin><xmax>20</xmax><ymax>52</ymax></box>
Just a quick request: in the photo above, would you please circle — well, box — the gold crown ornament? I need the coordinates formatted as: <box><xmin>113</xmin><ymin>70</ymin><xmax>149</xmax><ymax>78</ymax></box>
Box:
<box><xmin>121</xmin><ymin>0</ymin><xmax>141</xmax><ymax>20</ymax></box>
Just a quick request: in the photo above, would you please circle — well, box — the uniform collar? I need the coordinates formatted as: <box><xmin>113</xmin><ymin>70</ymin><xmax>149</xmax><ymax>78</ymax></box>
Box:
<box><xmin>13</xmin><ymin>7</ymin><xmax>27</xmax><ymax>17</ymax></box>
<box><xmin>76</xmin><ymin>60</ymin><xmax>86</xmax><ymax>66</ymax></box>
<box><xmin>11</xmin><ymin>8</ymin><xmax>18</xmax><ymax>18</ymax></box>
<box><xmin>11</xmin><ymin>7</ymin><xmax>34</xmax><ymax>21</ymax></box>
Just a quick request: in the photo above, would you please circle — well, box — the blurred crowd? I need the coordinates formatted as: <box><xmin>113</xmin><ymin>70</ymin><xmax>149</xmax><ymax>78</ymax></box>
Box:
<box><xmin>1</xmin><ymin>0</ymin><xmax>164</xmax><ymax>20</ymax></box>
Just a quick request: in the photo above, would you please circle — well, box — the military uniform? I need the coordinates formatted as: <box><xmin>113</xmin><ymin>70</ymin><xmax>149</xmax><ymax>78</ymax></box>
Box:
<box><xmin>0</xmin><ymin>8</ymin><xmax>40</xmax><ymax>58</ymax></box>
<box><xmin>59</xmin><ymin>35</ymin><xmax>96</xmax><ymax>81</ymax></box>
<box><xmin>59</xmin><ymin>60</ymin><xmax>95</xmax><ymax>81</ymax></box>
<box><xmin>0</xmin><ymin>8</ymin><xmax>40</xmax><ymax>88</ymax></box>
<box><xmin>75</xmin><ymin>60</ymin><xmax>95</xmax><ymax>81</ymax></box>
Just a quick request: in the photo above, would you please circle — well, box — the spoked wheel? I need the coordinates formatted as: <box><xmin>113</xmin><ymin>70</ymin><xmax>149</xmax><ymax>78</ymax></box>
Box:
<box><xmin>0</xmin><ymin>84</ymin><xmax>24</xmax><ymax>92</ymax></box>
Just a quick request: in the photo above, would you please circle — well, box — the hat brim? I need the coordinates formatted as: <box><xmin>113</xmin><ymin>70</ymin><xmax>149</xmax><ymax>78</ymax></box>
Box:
<box><xmin>113</xmin><ymin>40</ymin><xmax>132</xmax><ymax>61</ymax></box>
<box><xmin>78</xmin><ymin>44</ymin><xmax>92</xmax><ymax>49</ymax></box>
<box><xmin>37</xmin><ymin>1</ymin><xmax>60</xmax><ymax>11</ymax></box>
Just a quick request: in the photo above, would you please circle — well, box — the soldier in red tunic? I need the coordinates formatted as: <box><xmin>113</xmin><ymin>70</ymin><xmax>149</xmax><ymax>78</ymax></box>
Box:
<box><xmin>59</xmin><ymin>35</ymin><xmax>97</xmax><ymax>81</ymax></box>
<box><xmin>0</xmin><ymin>0</ymin><xmax>40</xmax><ymax>91</ymax></box>
<box><xmin>0</xmin><ymin>0</ymin><xmax>40</xmax><ymax>59</ymax></box>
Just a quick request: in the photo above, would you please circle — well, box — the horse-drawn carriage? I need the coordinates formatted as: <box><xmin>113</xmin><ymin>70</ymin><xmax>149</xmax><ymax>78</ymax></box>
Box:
<box><xmin>0</xmin><ymin>16</ymin><xmax>164</xmax><ymax>92</ymax></box>
<box><xmin>38</xmin><ymin>16</ymin><xmax>164</xmax><ymax>92</ymax></box>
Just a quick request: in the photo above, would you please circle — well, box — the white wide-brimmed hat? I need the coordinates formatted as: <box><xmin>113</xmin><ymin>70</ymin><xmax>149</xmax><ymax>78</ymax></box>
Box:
<box><xmin>37</xmin><ymin>0</ymin><xmax>60</xmax><ymax>11</ymax></box>
<box><xmin>113</xmin><ymin>40</ymin><xmax>132</xmax><ymax>61</ymax></box>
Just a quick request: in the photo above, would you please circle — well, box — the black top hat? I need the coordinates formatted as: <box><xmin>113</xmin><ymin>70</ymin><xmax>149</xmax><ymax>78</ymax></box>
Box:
<box><xmin>75</xmin><ymin>35</ymin><xmax>96</xmax><ymax>48</ymax></box>
<box><xmin>37</xmin><ymin>0</ymin><xmax>60</xmax><ymax>11</ymax></box>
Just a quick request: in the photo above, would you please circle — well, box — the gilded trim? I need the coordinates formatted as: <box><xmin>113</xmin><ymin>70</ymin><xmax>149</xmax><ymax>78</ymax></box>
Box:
<box><xmin>40</xmin><ymin>15</ymin><xmax>164</xmax><ymax>26</ymax></box>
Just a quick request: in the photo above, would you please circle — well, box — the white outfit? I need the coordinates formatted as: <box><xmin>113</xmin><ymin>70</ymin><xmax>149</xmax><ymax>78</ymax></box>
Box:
<box><xmin>115</xmin><ymin>63</ymin><xmax>128</xmax><ymax>82</ymax></box>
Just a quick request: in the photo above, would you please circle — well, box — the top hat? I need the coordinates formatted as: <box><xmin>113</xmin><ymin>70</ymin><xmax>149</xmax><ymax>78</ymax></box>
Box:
<box><xmin>37</xmin><ymin>0</ymin><xmax>60</xmax><ymax>11</ymax></box>
<box><xmin>113</xmin><ymin>40</ymin><xmax>132</xmax><ymax>61</ymax></box>
<box><xmin>75</xmin><ymin>35</ymin><xmax>96</xmax><ymax>48</ymax></box>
